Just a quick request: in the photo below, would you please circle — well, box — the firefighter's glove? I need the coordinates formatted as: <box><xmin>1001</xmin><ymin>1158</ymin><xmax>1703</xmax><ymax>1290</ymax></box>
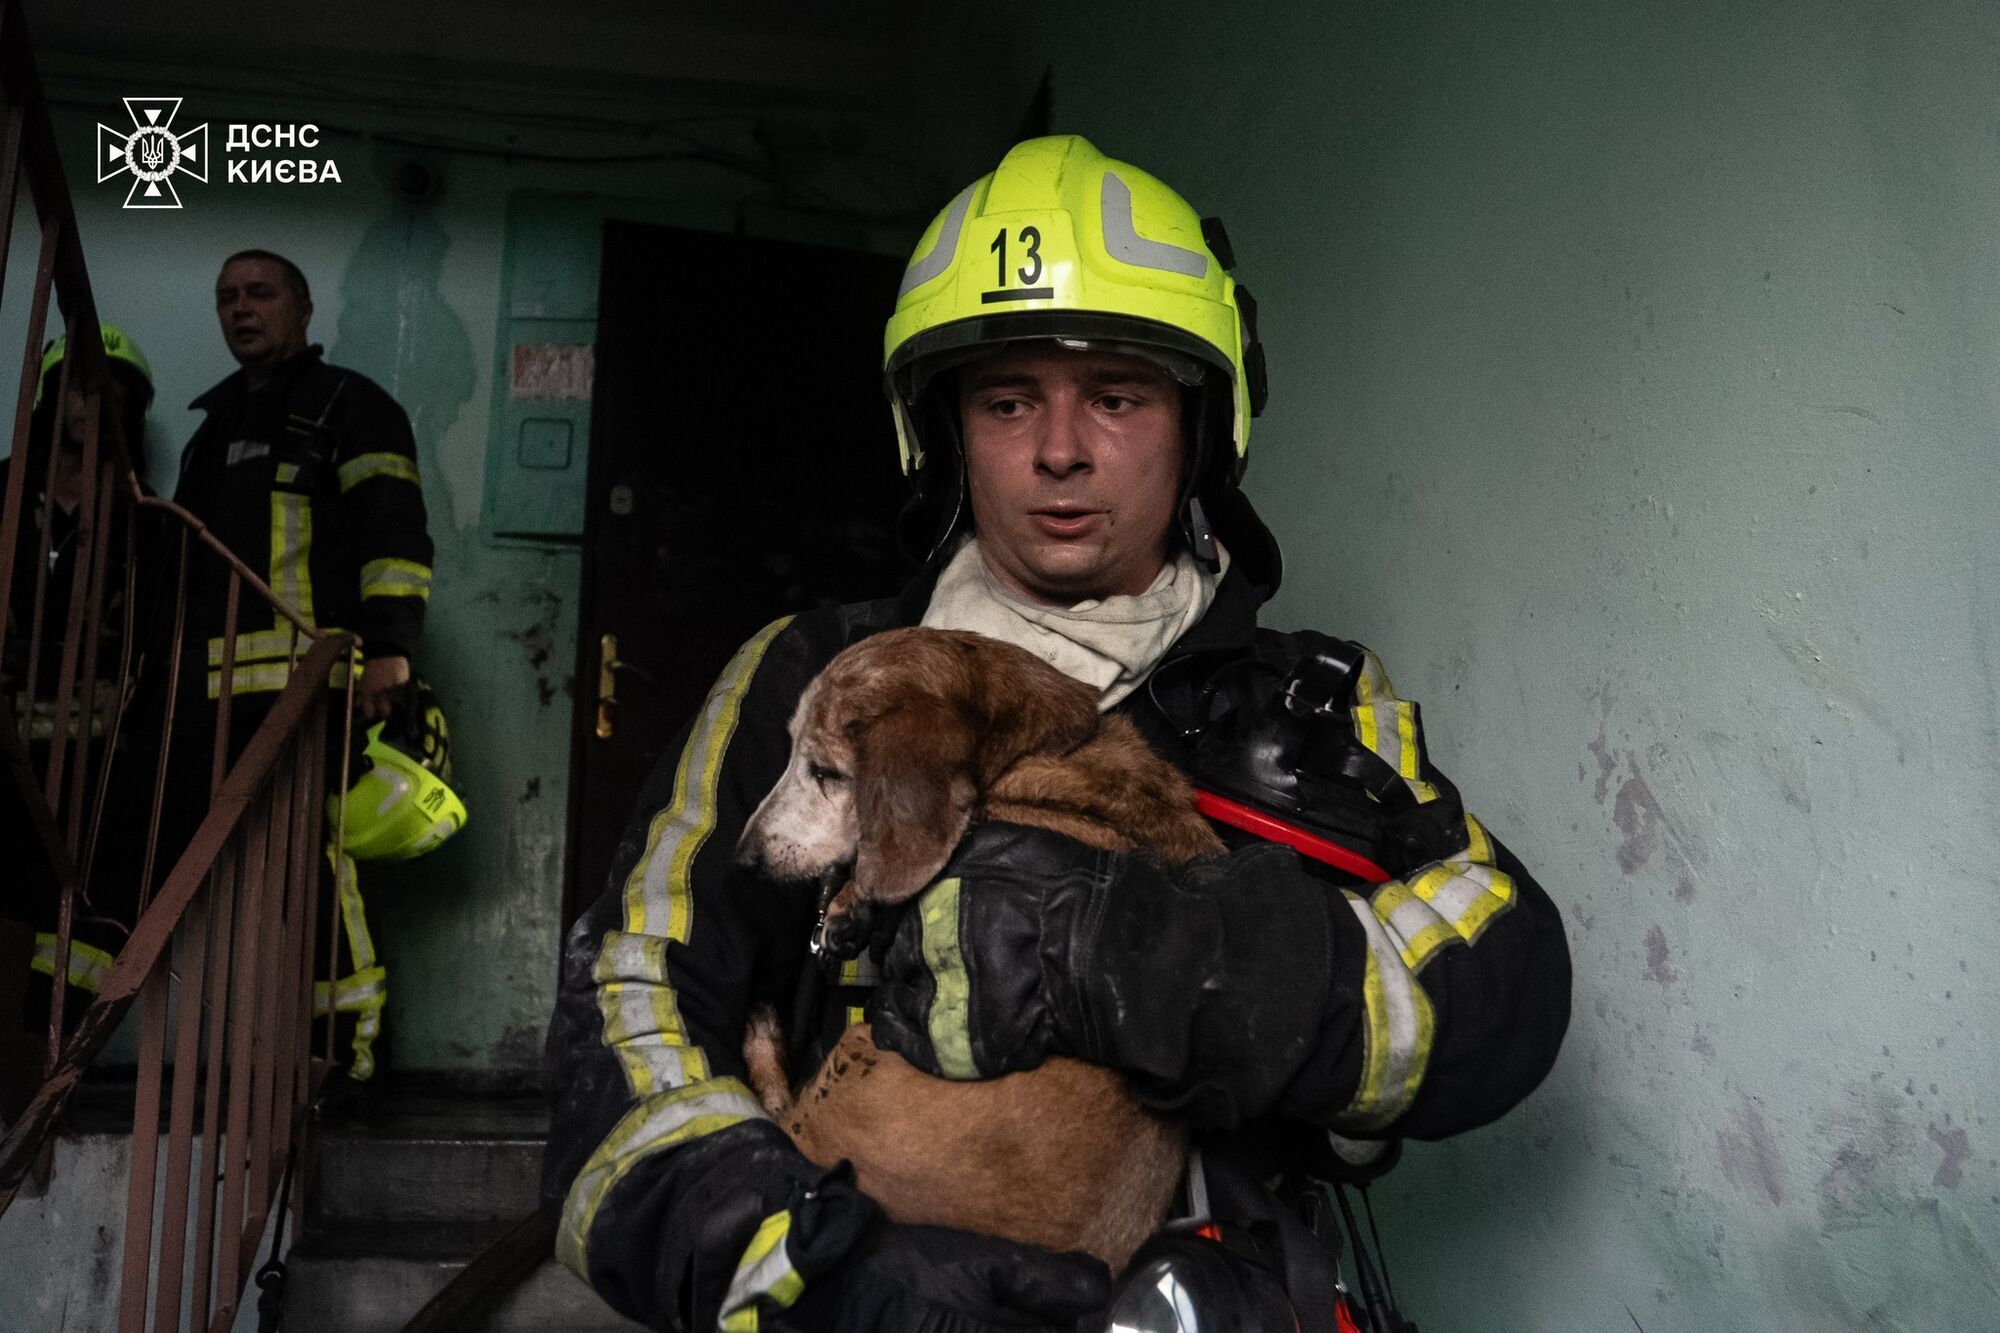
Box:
<box><xmin>777</xmin><ymin>1209</ymin><xmax>1111</xmax><ymax>1331</ymax></box>
<box><xmin>868</xmin><ymin>822</ymin><xmax>1343</xmax><ymax>1130</ymax></box>
<box><xmin>699</xmin><ymin>1130</ymin><xmax>1107</xmax><ymax>1332</ymax></box>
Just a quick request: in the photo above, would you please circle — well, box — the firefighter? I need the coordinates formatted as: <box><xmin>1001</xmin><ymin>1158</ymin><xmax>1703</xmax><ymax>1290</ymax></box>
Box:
<box><xmin>1</xmin><ymin>324</ymin><xmax>157</xmax><ymax>1111</ymax></box>
<box><xmin>543</xmin><ymin>137</ymin><xmax>1571</xmax><ymax>1331</ymax></box>
<box><xmin>171</xmin><ymin>249</ymin><xmax>437</xmax><ymax>1082</ymax></box>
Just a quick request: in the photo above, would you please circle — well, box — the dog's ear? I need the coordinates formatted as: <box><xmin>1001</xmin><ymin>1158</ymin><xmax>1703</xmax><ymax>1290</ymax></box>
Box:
<box><xmin>972</xmin><ymin>650</ymin><xmax>1101</xmax><ymax>784</ymax></box>
<box><xmin>851</xmin><ymin>699</ymin><xmax>977</xmax><ymax>904</ymax></box>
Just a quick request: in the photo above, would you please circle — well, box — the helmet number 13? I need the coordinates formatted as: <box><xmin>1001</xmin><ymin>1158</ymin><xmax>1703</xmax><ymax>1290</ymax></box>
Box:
<box><xmin>990</xmin><ymin>226</ymin><xmax>1043</xmax><ymax>287</ymax></box>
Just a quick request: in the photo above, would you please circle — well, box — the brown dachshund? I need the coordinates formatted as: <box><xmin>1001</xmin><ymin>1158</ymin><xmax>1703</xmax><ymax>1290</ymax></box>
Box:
<box><xmin>736</xmin><ymin>627</ymin><xmax>1224</xmax><ymax>1270</ymax></box>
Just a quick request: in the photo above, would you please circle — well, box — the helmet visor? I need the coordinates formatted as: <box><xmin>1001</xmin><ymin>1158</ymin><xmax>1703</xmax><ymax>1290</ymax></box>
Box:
<box><xmin>887</xmin><ymin>310</ymin><xmax>1232</xmax><ymax>407</ymax></box>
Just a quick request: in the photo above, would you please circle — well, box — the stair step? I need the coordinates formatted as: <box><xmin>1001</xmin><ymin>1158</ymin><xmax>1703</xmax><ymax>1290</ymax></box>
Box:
<box><xmin>308</xmin><ymin>1085</ymin><xmax>549</xmax><ymax>1227</ymax></box>
<box><xmin>282</xmin><ymin>1253</ymin><xmax>646</xmax><ymax>1332</ymax></box>
<box><xmin>311</xmin><ymin>1129</ymin><xmax>545</xmax><ymax>1225</ymax></box>
<box><xmin>290</xmin><ymin>1217</ymin><xmax>522</xmax><ymax>1261</ymax></box>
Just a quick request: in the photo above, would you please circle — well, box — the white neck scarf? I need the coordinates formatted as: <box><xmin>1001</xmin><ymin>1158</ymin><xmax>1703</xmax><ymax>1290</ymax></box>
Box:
<box><xmin>921</xmin><ymin>537</ymin><xmax>1225</xmax><ymax>709</ymax></box>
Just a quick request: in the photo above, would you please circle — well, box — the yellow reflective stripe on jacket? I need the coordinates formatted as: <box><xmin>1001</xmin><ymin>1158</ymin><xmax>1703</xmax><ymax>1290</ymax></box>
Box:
<box><xmin>338</xmin><ymin>451</ymin><xmax>421</xmax><ymax>492</ymax></box>
<box><xmin>1348</xmin><ymin>807</ymin><xmax>1516</xmax><ymax>1128</ymax></box>
<box><xmin>208</xmin><ymin>627</ymin><xmax>307</xmax><ymax>668</ymax></box>
<box><xmin>595</xmin><ymin>617</ymin><xmax>792</xmax><ymax>1100</ymax></box>
<box><xmin>31</xmin><ymin>934</ymin><xmax>115</xmax><ymax>992</ymax></box>
<box><xmin>837</xmin><ymin>954</ymin><xmax>879</xmax><ymax>986</ymax></box>
<box><xmin>918</xmin><ymin>877</ymin><xmax>977</xmax><ymax>1079</ymax></box>
<box><xmin>1368</xmin><ymin>881</ymin><xmax>1461</xmax><ymax>974</ymax></box>
<box><xmin>1410</xmin><ymin>859</ymin><xmax>1516</xmax><ymax>945</ymax></box>
<box><xmin>269</xmin><ymin>491</ymin><xmax>315</xmax><ymax>621</ymax></box>
<box><xmin>719</xmin><ymin>1209</ymin><xmax>808</xmax><ymax>1331</ymax></box>
<box><xmin>1347</xmin><ymin>648</ymin><xmax>1441</xmax><ymax>805</ymax></box>
<box><xmin>1340</xmin><ymin>890</ymin><xmax>1435</xmax><ymax>1133</ymax></box>
<box><xmin>1354</xmin><ymin>700</ymin><xmax>1421</xmax><ymax>782</ymax></box>
<box><xmin>556</xmin><ymin>1077</ymin><xmax>765</xmax><ymax>1277</ymax></box>
<box><xmin>359</xmin><ymin>557</ymin><xmax>432</xmax><ymax>601</ymax></box>
<box><xmin>206</xmin><ymin>654</ymin><xmax>354</xmax><ymax>699</ymax></box>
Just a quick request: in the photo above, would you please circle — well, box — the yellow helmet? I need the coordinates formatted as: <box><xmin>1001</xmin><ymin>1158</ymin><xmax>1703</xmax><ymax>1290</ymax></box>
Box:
<box><xmin>37</xmin><ymin>321</ymin><xmax>155</xmax><ymax>406</ymax></box>
<box><xmin>329</xmin><ymin>678</ymin><xmax>467</xmax><ymax>862</ymax></box>
<box><xmin>882</xmin><ymin>135</ymin><xmax>1267</xmax><ymax>563</ymax></box>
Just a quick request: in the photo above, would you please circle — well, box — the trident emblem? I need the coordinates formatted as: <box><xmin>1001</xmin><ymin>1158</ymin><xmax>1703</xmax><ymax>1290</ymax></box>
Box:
<box><xmin>97</xmin><ymin>98</ymin><xmax>208</xmax><ymax>209</ymax></box>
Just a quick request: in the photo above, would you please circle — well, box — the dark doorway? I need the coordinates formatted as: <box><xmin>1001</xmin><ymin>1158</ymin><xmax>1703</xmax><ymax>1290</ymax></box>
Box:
<box><xmin>564</xmin><ymin>221</ymin><xmax>912</xmax><ymax>925</ymax></box>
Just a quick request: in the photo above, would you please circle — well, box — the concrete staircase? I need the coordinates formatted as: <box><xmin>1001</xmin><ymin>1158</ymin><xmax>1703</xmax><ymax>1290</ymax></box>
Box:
<box><xmin>283</xmin><ymin>1080</ymin><xmax>643</xmax><ymax>1332</ymax></box>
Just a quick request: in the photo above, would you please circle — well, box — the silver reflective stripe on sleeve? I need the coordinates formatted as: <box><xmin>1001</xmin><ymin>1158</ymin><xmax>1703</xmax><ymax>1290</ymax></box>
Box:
<box><xmin>556</xmin><ymin>1078</ymin><xmax>766</xmax><ymax>1277</ymax></box>
<box><xmin>337</xmin><ymin>451</ymin><xmax>422</xmax><ymax>492</ymax></box>
<box><xmin>718</xmin><ymin>1209</ymin><xmax>808</xmax><ymax>1331</ymax></box>
<box><xmin>1341</xmin><ymin>890</ymin><xmax>1435</xmax><ymax>1133</ymax></box>
<box><xmin>596</xmin><ymin>617</ymin><xmax>791</xmax><ymax>1099</ymax></box>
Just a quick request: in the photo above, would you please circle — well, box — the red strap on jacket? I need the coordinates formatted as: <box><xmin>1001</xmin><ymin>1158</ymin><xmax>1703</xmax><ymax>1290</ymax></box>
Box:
<box><xmin>1193</xmin><ymin>789</ymin><xmax>1392</xmax><ymax>885</ymax></box>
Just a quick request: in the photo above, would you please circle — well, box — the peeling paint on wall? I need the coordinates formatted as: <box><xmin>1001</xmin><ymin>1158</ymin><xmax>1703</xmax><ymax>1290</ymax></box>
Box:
<box><xmin>1718</xmin><ymin>1100</ymin><xmax>1787</xmax><ymax>1207</ymax></box>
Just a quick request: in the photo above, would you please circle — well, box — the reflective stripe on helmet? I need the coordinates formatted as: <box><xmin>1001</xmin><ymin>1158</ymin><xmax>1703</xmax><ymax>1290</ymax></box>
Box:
<box><xmin>1100</xmin><ymin>171</ymin><xmax>1209</xmax><ymax>278</ymax></box>
<box><xmin>897</xmin><ymin>183</ymin><xmax>977</xmax><ymax>300</ymax></box>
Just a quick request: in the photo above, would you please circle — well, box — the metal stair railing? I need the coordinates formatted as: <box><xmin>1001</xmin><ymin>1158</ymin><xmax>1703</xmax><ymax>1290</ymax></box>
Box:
<box><xmin>0</xmin><ymin>1</ymin><xmax>357</xmax><ymax>1327</ymax></box>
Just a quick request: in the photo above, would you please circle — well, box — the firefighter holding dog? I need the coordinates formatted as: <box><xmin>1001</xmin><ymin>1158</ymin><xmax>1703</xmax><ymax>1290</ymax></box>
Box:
<box><xmin>545</xmin><ymin>137</ymin><xmax>1570</xmax><ymax>1331</ymax></box>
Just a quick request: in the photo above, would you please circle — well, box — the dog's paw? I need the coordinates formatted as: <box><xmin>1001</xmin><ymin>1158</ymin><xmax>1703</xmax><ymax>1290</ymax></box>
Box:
<box><xmin>742</xmin><ymin>1003</ymin><xmax>794</xmax><ymax>1120</ymax></box>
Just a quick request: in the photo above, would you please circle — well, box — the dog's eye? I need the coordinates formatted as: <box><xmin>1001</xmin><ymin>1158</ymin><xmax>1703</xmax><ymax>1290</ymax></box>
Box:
<box><xmin>808</xmin><ymin>762</ymin><xmax>847</xmax><ymax>788</ymax></box>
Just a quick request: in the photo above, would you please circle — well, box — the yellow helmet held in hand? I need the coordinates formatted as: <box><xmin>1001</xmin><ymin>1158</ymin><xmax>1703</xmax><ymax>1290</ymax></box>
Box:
<box><xmin>882</xmin><ymin>134</ymin><xmax>1269</xmax><ymax>568</ymax></box>
<box><xmin>330</xmin><ymin>678</ymin><xmax>467</xmax><ymax>862</ymax></box>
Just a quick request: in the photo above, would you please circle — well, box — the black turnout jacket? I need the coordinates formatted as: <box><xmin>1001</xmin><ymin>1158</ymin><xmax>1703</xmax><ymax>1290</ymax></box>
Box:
<box><xmin>542</xmin><ymin>556</ymin><xmax>1571</xmax><ymax>1330</ymax></box>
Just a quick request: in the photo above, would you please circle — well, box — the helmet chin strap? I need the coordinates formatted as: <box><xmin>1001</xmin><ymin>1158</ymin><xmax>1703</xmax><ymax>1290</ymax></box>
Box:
<box><xmin>1183</xmin><ymin>494</ymin><xmax>1219</xmax><ymax>570</ymax></box>
<box><xmin>1177</xmin><ymin>381</ymin><xmax>1230</xmax><ymax>573</ymax></box>
<box><xmin>897</xmin><ymin>389</ymin><xmax>970</xmax><ymax>567</ymax></box>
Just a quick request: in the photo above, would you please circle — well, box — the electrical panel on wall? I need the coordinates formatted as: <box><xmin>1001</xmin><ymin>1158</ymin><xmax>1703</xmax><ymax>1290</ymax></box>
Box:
<box><xmin>481</xmin><ymin>194</ymin><xmax>602</xmax><ymax>546</ymax></box>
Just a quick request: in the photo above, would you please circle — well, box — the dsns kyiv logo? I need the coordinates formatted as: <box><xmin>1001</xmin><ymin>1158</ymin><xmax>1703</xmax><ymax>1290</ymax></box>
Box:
<box><xmin>97</xmin><ymin>98</ymin><xmax>208</xmax><ymax>209</ymax></box>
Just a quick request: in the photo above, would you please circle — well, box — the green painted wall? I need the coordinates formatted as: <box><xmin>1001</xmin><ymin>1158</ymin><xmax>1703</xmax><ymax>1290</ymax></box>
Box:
<box><xmin>1031</xmin><ymin>1</ymin><xmax>1998</xmax><ymax>1328</ymax></box>
<box><xmin>16</xmin><ymin>4</ymin><xmax>1998</xmax><ymax>1322</ymax></box>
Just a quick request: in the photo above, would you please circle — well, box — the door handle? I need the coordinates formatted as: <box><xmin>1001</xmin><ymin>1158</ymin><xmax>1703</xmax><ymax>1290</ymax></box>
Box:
<box><xmin>595</xmin><ymin>634</ymin><xmax>658</xmax><ymax>739</ymax></box>
<box><xmin>596</xmin><ymin>633</ymin><xmax>621</xmax><ymax>739</ymax></box>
